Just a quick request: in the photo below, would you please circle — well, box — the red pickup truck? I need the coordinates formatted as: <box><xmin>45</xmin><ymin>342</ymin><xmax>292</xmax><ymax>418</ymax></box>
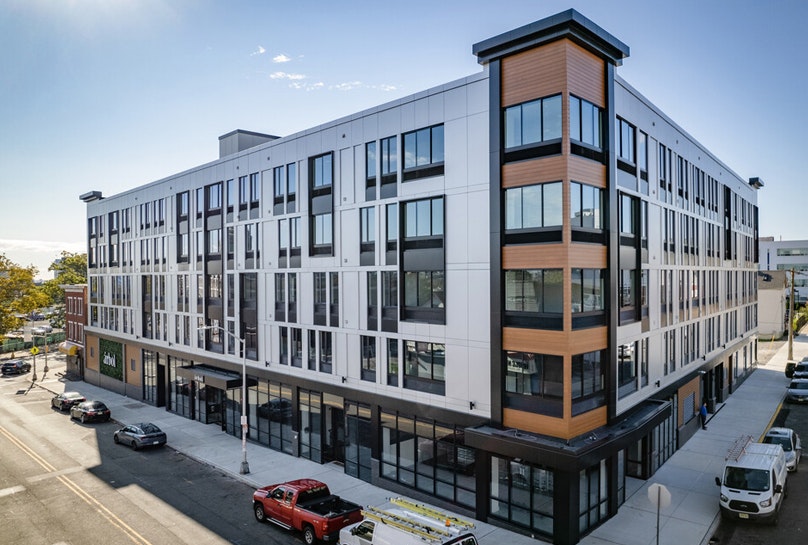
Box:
<box><xmin>253</xmin><ymin>478</ymin><xmax>363</xmax><ymax>544</ymax></box>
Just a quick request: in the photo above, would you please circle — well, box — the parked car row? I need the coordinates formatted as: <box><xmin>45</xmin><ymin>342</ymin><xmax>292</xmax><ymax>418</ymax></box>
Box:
<box><xmin>50</xmin><ymin>391</ymin><xmax>166</xmax><ymax>449</ymax></box>
<box><xmin>785</xmin><ymin>357</ymin><xmax>808</xmax><ymax>403</ymax></box>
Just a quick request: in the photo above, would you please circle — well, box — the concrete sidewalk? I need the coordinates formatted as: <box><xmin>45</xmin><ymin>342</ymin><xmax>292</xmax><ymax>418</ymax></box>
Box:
<box><xmin>582</xmin><ymin>334</ymin><xmax>804</xmax><ymax>545</ymax></box>
<box><xmin>40</xmin><ymin>334</ymin><xmax>804</xmax><ymax>545</ymax></box>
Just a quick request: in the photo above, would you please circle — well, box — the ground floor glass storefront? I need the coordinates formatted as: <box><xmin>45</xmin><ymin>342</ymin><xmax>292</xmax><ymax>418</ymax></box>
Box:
<box><xmin>380</xmin><ymin>410</ymin><xmax>476</xmax><ymax>509</ymax></box>
<box><xmin>490</xmin><ymin>456</ymin><xmax>554</xmax><ymax>538</ymax></box>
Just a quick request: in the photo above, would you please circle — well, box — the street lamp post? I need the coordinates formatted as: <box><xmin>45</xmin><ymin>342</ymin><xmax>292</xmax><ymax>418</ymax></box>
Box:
<box><xmin>30</xmin><ymin>333</ymin><xmax>49</xmax><ymax>381</ymax></box>
<box><xmin>199</xmin><ymin>325</ymin><xmax>250</xmax><ymax>475</ymax></box>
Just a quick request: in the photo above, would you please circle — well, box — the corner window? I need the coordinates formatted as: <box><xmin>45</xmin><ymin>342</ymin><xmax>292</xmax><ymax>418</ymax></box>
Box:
<box><xmin>572</xmin><ymin>350</ymin><xmax>605</xmax><ymax>415</ymax></box>
<box><xmin>569</xmin><ymin>95</ymin><xmax>603</xmax><ymax>149</ymax></box>
<box><xmin>505</xmin><ymin>182</ymin><xmax>562</xmax><ymax>230</ymax></box>
<box><xmin>504</xmin><ymin>94</ymin><xmax>561</xmax><ymax>148</ymax></box>
<box><xmin>571</xmin><ymin>269</ymin><xmax>605</xmax><ymax>313</ymax></box>
<box><xmin>570</xmin><ymin>182</ymin><xmax>604</xmax><ymax>230</ymax></box>
<box><xmin>505</xmin><ymin>269</ymin><xmax>563</xmax><ymax>313</ymax></box>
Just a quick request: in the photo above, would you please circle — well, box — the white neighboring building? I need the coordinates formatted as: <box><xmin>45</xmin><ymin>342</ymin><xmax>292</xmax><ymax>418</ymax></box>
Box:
<box><xmin>756</xmin><ymin>271</ymin><xmax>787</xmax><ymax>339</ymax></box>
<box><xmin>759</xmin><ymin>237</ymin><xmax>808</xmax><ymax>303</ymax></box>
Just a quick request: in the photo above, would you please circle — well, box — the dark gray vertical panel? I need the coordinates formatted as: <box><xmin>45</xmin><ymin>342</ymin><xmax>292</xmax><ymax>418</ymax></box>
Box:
<box><xmin>606</xmin><ymin>61</ymin><xmax>620</xmax><ymax>423</ymax></box>
<box><xmin>488</xmin><ymin>59</ymin><xmax>504</xmax><ymax>426</ymax></box>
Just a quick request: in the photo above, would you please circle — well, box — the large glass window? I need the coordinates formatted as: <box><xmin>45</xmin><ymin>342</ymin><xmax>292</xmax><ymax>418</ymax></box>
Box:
<box><xmin>387</xmin><ymin>338</ymin><xmax>399</xmax><ymax>386</ymax></box>
<box><xmin>504</xmin><ymin>351</ymin><xmax>563</xmax><ymax>400</ymax></box>
<box><xmin>571</xmin><ymin>269</ymin><xmax>605</xmax><ymax>313</ymax></box>
<box><xmin>505</xmin><ymin>182</ymin><xmax>562</xmax><ymax>229</ymax></box>
<box><xmin>570</xmin><ymin>182</ymin><xmax>604</xmax><ymax>229</ymax></box>
<box><xmin>579</xmin><ymin>460</ymin><xmax>609</xmax><ymax>534</ymax></box>
<box><xmin>403</xmin><ymin>125</ymin><xmax>444</xmax><ymax>170</ymax></box>
<box><xmin>618</xmin><ymin>341</ymin><xmax>638</xmax><ymax>397</ymax></box>
<box><xmin>404</xmin><ymin>271</ymin><xmax>445</xmax><ymax>309</ymax></box>
<box><xmin>360</xmin><ymin>207</ymin><xmax>375</xmax><ymax>243</ymax></box>
<box><xmin>311</xmin><ymin>153</ymin><xmax>333</xmax><ymax>188</ymax></box>
<box><xmin>313</xmin><ymin>213</ymin><xmax>332</xmax><ymax>246</ymax></box>
<box><xmin>365</xmin><ymin>141</ymin><xmax>377</xmax><ymax>180</ymax></box>
<box><xmin>504</xmin><ymin>269</ymin><xmax>563</xmax><ymax>313</ymax></box>
<box><xmin>404</xmin><ymin>341</ymin><xmax>445</xmax><ymax>395</ymax></box>
<box><xmin>617</xmin><ymin>117</ymin><xmax>636</xmax><ymax>164</ymax></box>
<box><xmin>504</xmin><ymin>94</ymin><xmax>561</xmax><ymax>148</ymax></box>
<box><xmin>381</xmin><ymin>411</ymin><xmax>475</xmax><ymax>508</ymax></box>
<box><xmin>570</xmin><ymin>95</ymin><xmax>603</xmax><ymax>148</ymax></box>
<box><xmin>381</xmin><ymin>136</ymin><xmax>397</xmax><ymax>176</ymax></box>
<box><xmin>361</xmin><ymin>335</ymin><xmax>376</xmax><ymax>382</ymax></box>
<box><xmin>490</xmin><ymin>456</ymin><xmax>553</xmax><ymax>537</ymax></box>
<box><xmin>572</xmin><ymin>350</ymin><xmax>606</xmax><ymax>415</ymax></box>
<box><xmin>405</xmin><ymin>197</ymin><xmax>443</xmax><ymax>237</ymax></box>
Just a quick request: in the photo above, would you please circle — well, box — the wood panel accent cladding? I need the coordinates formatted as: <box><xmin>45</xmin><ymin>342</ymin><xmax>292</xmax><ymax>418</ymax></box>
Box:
<box><xmin>503</xmin><ymin>326</ymin><xmax>607</xmax><ymax>354</ymax></box>
<box><xmin>501</xmin><ymin>39</ymin><xmax>605</xmax><ymax>109</ymax></box>
<box><xmin>566</xmin><ymin>40</ymin><xmax>605</xmax><ymax>106</ymax></box>
<box><xmin>502</xmin><ymin>40</ymin><xmax>566</xmax><ymax>107</ymax></box>
<box><xmin>502</xmin><ymin>244</ymin><xmax>607</xmax><ymax>269</ymax></box>
<box><xmin>503</xmin><ymin>406</ymin><xmax>607</xmax><ymax>439</ymax></box>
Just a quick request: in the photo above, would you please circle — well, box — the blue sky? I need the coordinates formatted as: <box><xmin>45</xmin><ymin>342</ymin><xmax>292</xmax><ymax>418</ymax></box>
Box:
<box><xmin>1</xmin><ymin>0</ymin><xmax>805</xmax><ymax>279</ymax></box>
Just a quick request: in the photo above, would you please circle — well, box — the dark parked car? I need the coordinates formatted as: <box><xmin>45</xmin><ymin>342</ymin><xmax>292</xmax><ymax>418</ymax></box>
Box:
<box><xmin>70</xmin><ymin>400</ymin><xmax>111</xmax><ymax>423</ymax></box>
<box><xmin>2</xmin><ymin>359</ymin><xmax>32</xmax><ymax>375</ymax></box>
<box><xmin>786</xmin><ymin>379</ymin><xmax>808</xmax><ymax>403</ymax></box>
<box><xmin>786</xmin><ymin>356</ymin><xmax>808</xmax><ymax>378</ymax></box>
<box><xmin>792</xmin><ymin>362</ymin><xmax>808</xmax><ymax>379</ymax></box>
<box><xmin>52</xmin><ymin>392</ymin><xmax>87</xmax><ymax>411</ymax></box>
<box><xmin>114</xmin><ymin>423</ymin><xmax>167</xmax><ymax>450</ymax></box>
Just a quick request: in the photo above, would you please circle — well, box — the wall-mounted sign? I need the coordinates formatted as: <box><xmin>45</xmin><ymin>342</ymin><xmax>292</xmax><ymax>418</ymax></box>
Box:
<box><xmin>99</xmin><ymin>338</ymin><xmax>123</xmax><ymax>381</ymax></box>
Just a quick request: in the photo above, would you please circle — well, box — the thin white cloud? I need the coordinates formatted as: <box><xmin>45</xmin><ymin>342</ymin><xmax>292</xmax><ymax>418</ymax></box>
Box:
<box><xmin>250</xmin><ymin>45</ymin><xmax>266</xmax><ymax>56</ymax></box>
<box><xmin>270</xmin><ymin>71</ymin><xmax>306</xmax><ymax>81</ymax></box>
<box><xmin>289</xmin><ymin>81</ymin><xmax>324</xmax><ymax>91</ymax></box>
<box><xmin>273</xmin><ymin>54</ymin><xmax>291</xmax><ymax>63</ymax></box>
<box><xmin>374</xmin><ymin>84</ymin><xmax>398</xmax><ymax>92</ymax></box>
<box><xmin>331</xmin><ymin>81</ymin><xmax>363</xmax><ymax>91</ymax></box>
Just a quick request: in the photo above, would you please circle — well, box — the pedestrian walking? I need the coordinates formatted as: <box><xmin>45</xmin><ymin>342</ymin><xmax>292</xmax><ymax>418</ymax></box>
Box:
<box><xmin>699</xmin><ymin>400</ymin><xmax>708</xmax><ymax>430</ymax></box>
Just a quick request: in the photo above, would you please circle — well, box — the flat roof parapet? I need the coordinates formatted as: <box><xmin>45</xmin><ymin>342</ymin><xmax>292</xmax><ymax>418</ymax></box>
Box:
<box><xmin>472</xmin><ymin>8</ymin><xmax>629</xmax><ymax>66</ymax></box>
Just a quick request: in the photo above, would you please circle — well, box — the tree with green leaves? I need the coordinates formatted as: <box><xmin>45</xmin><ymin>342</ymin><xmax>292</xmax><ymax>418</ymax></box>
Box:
<box><xmin>39</xmin><ymin>251</ymin><xmax>88</xmax><ymax>305</ymax></box>
<box><xmin>39</xmin><ymin>251</ymin><xmax>88</xmax><ymax>330</ymax></box>
<box><xmin>0</xmin><ymin>254</ymin><xmax>50</xmax><ymax>338</ymax></box>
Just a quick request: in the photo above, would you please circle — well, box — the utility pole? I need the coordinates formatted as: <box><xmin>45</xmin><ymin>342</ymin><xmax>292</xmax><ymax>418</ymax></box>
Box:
<box><xmin>788</xmin><ymin>268</ymin><xmax>795</xmax><ymax>361</ymax></box>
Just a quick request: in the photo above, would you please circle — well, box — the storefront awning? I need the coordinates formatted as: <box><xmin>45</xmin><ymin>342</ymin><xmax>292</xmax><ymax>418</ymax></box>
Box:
<box><xmin>58</xmin><ymin>341</ymin><xmax>82</xmax><ymax>356</ymax></box>
<box><xmin>176</xmin><ymin>365</ymin><xmax>257</xmax><ymax>390</ymax></box>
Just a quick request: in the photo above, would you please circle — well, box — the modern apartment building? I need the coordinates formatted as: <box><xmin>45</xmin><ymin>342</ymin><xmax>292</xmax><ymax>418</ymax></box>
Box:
<box><xmin>80</xmin><ymin>10</ymin><xmax>761</xmax><ymax>544</ymax></box>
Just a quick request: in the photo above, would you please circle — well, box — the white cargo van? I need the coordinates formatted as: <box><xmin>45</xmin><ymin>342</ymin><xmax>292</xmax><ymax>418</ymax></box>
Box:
<box><xmin>340</xmin><ymin>497</ymin><xmax>478</xmax><ymax>545</ymax></box>
<box><xmin>714</xmin><ymin>435</ymin><xmax>788</xmax><ymax>524</ymax></box>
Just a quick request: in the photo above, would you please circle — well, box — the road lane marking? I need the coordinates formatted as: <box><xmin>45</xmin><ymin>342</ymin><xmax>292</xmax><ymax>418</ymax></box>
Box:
<box><xmin>0</xmin><ymin>424</ymin><xmax>154</xmax><ymax>545</ymax></box>
<box><xmin>0</xmin><ymin>485</ymin><xmax>25</xmax><ymax>497</ymax></box>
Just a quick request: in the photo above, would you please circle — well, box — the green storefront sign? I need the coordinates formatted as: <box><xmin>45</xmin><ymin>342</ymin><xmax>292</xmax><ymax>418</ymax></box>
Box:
<box><xmin>99</xmin><ymin>338</ymin><xmax>123</xmax><ymax>381</ymax></box>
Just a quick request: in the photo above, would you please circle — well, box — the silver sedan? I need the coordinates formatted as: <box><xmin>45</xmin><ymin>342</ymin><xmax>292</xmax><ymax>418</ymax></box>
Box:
<box><xmin>113</xmin><ymin>423</ymin><xmax>167</xmax><ymax>450</ymax></box>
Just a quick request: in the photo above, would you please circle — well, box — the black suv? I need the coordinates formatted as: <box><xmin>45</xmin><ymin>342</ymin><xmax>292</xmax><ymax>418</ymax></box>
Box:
<box><xmin>2</xmin><ymin>359</ymin><xmax>32</xmax><ymax>375</ymax></box>
<box><xmin>793</xmin><ymin>362</ymin><xmax>808</xmax><ymax>380</ymax></box>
